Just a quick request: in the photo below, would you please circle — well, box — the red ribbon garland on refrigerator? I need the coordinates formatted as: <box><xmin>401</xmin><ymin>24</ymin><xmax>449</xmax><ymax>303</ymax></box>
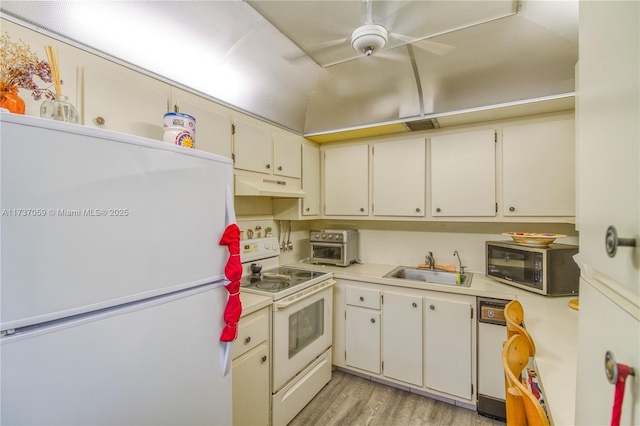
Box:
<box><xmin>219</xmin><ymin>223</ymin><xmax>242</xmax><ymax>342</ymax></box>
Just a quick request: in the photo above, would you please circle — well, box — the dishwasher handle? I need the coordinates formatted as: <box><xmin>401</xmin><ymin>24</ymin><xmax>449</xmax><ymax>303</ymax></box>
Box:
<box><xmin>478</xmin><ymin>300</ymin><xmax>508</xmax><ymax>326</ymax></box>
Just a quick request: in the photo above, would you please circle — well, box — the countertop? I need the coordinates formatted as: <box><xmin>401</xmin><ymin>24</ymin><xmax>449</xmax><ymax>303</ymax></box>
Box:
<box><xmin>288</xmin><ymin>261</ymin><xmax>579</xmax><ymax>426</ymax></box>
<box><xmin>239</xmin><ymin>292</ymin><xmax>272</xmax><ymax>317</ymax></box>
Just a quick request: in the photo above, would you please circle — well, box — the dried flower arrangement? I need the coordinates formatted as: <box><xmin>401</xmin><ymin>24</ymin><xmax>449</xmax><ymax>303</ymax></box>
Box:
<box><xmin>1</xmin><ymin>32</ymin><xmax>58</xmax><ymax>100</ymax></box>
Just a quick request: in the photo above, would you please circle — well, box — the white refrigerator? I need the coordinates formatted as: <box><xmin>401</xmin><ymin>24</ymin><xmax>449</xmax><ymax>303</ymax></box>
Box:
<box><xmin>0</xmin><ymin>112</ymin><xmax>234</xmax><ymax>425</ymax></box>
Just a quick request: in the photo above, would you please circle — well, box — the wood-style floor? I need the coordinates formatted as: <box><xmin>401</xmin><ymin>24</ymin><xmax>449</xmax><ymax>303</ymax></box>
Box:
<box><xmin>289</xmin><ymin>369</ymin><xmax>506</xmax><ymax>426</ymax></box>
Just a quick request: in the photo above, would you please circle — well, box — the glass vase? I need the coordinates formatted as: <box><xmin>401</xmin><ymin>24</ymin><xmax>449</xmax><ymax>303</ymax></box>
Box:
<box><xmin>0</xmin><ymin>84</ymin><xmax>26</xmax><ymax>114</ymax></box>
<box><xmin>40</xmin><ymin>94</ymin><xmax>79</xmax><ymax>124</ymax></box>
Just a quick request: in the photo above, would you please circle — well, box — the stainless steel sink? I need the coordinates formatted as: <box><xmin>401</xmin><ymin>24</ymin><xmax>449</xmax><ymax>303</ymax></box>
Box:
<box><xmin>383</xmin><ymin>266</ymin><xmax>473</xmax><ymax>287</ymax></box>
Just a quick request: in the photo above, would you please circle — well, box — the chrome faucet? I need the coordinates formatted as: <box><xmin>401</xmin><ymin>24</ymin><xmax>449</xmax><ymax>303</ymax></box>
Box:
<box><xmin>453</xmin><ymin>250</ymin><xmax>466</xmax><ymax>274</ymax></box>
<box><xmin>425</xmin><ymin>251</ymin><xmax>435</xmax><ymax>270</ymax></box>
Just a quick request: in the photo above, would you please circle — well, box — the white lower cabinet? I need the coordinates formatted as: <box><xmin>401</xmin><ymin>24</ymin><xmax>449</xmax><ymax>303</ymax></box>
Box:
<box><xmin>345</xmin><ymin>287</ymin><xmax>381</xmax><ymax>374</ymax></box>
<box><xmin>382</xmin><ymin>292</ymin><xmax>423</xmax><ymax>386</ymax></box>
<box><xmin>424</xmin><ymin>296</ymin><xmax>474</xmax><ymax>400</ymax></box>
<box><xmin>337</xmin><ymin>280</ymin><xmax>476</xmax><ymax>405</ymax></box>
<box><xmin>232</xmin><ymin>306</ymin><xmax>270</xmax><ymax>426</ymax></box>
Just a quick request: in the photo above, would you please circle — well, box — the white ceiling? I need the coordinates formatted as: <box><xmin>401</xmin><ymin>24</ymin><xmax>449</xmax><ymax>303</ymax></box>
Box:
<box><xmin>1</xmin><ymin>0</ymin><xmax>578</xmax><ymax>136</ymax></box>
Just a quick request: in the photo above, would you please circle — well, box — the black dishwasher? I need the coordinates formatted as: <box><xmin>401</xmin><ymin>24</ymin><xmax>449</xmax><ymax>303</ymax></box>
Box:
<box><xmin>476</xmin><ymin>297</ymin><xmax>508</xmax><ymax>421</ymax></box>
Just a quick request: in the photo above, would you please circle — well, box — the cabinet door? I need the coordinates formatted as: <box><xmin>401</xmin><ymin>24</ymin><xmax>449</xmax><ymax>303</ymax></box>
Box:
<box><xmin>345</xmin><ymin>307</ymin><xmax>380</xmax><ymax>374</ymax></box>
<box><xmin>233</xmin><ymin>121</ymin><xmax>272</xmax><ymax>174</ymax></box>
<box><xmin>232</xmin><ymin>342</ymin><xmax>269</xmax><ymax>426</ymax></box>
<box><xmin>273</xmin><ymin>133</ymin><xmax>302</xmax><ymax>179</ymax></box>
<box><xmin>382</xmin><ymin>292</ymin><xmax>423</xmax><ymax>386</ymax></box>
<box><xmin>502</xmin><ymin>119</ymin><xmax>575</xmax><ymax>216</ymax></box>
<box><xmin>373</xmin><ymin>139</ymin><xmax>426</xmax><ymax>217</ymax></box>
<box><xmin>577</xmin><ymin>1</ymin><xmax>639</xmax><ymax>295</ymax></box>
<box><xmin>302</xmin><ymin>144</ymin><xmax>320</xmax><ymax>216</ymax></box>
<box><xmin>170</xmin><ymin>88</ymin><xmax>232</xmax><ymax>158</ymax></box>
<box><xmin>324</xmin><ymin>145</ymin><xmax>369</xmax><ymax>215</ymax></box>
<box><xmin>83</xmin><ymin>67</ymin><xmax>169</xmax><ymax>141</ymax></box>
<box><xmin>431</xmin><ymin>130</ymin><xmax>496</xmax><ymax>217</ymax></box>
<box><xmin>424</xmin><ymin>297</ymin><xmax>473</xmax><ymax>400</ymax></box>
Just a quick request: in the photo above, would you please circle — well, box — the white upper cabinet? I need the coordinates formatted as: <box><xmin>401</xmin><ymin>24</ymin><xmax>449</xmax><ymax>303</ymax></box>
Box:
<box><xmin>273</xmin><ymin>133</ymin><xmax>302</xmax><ymax>179</ymax></box>
<box><xmin>430</xmin><ymin>130</ymin><xmax>496</xmax><ymax>217</ymax></box>
<box><xmin>170</xmin><ymin>88</ymin><xmax>232</xmax><ymax>158</ymax></box>
<box><xmin>372</xmin><ymin>139</ymin><xmax>426</xmax><ymax>217</ymax></box>
<box><xmin>502</xmin><ymin>119</ymin><xmax>575</xmax><ymax>217</ymax></box>
<box><xmin>233</xmin><ymin>120</ymin><xmax>273</xmax><ymax>174</ymax></box>
<box><xmin>324</xmin><ymin>144</ymin><xmax>369</xmax><ymax>216</ymax></box>
<box><xmin>302</xmin><ymin>144</ymin><xmax>320</xmax><ymax>216</ymax></box>
<box><xmin>83</xmin><ymin>67</ymin><xmax>169</xmax><ymax>141</ymax></box>
<box><xmin>233</xmin><ymin>120</ymin><xmax>302</xmax><ymax>179</ymax></box>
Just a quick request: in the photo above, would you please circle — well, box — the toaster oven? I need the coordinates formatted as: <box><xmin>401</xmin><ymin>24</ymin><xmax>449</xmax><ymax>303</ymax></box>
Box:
<box><xmin>309</xmin><ymin>229</ymin><xmax>359</xmax><ymax>266</ymax></box>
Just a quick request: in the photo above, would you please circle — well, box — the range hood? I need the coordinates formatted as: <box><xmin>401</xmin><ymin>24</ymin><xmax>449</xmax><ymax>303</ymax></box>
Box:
<box><xmin>234</xmin><ymin>173</ymin><xmax>306</xmax><ymax>198</ymax></box>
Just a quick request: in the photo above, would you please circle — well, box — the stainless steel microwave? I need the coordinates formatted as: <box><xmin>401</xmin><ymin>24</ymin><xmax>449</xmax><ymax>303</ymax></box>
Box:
<box><xmin>486</xmin><ymin>241</ymin><xmax>579</xmax><ymax>296</ymax></box>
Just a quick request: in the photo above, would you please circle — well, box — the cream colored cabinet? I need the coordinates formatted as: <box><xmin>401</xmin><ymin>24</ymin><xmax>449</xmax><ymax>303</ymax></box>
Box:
<box><xmin>170</xmin><ymin>88</ymin><xmax>232</xmax><ymax>158</ymax></box>
<box><xmin>233</xmin><ymin>120</ymin><xmax>302</xmax><ymax>178</ymax></box>
<box><xmin>431</xmin><ymin>130</ymin><xmax>496</xmax><ymax>217</ymax></box>
<box><xmin>233</xmin><ymin>120</ymin><xmax>273</xmax><ymax>174</ymax></box>
<box><xmin>232</xmin><ymin>307</ymin><xmax>270</xmax><ymax>426</ymax></box>
<box><xmin>82</xmin><ymin>66</ymin><xmax>170</xmax><ymax>141</ymax></box>
<box><xmin>324</xmin><ymin>144</ymin><xmax>369</xmax><ymax>216</ymax></box>
<box><xmin>381</xmin><ymin>292</ymin><xmax>423</xmax><ymax>386</ymax></box>
<box><xmin>345</xmin><ymin>287</ymin><xmax>381</xmax><ymax>374</ymax></box>
<box><xmin>273</xmin><ymin>133</ymin><xmax>302</xmax><ymax>179</ymax></box>
<box><xmin>372</xmin><ymin>139</ymin><xmax>426</xmax><ymax>217</ymax></box>
<box><xmin>502</xmin><ymin>119</ymin><xmax>575</xmax><ymax>216</ymax></box>
<box><xmin>302</xmin><ymin>144</ymin><xmax>320</xmax><ymax>216</ymax></box>
<box><xmin>424</xmin><ymin>296</ymin><xmax>474</xmax><ymax>400</ymax></box>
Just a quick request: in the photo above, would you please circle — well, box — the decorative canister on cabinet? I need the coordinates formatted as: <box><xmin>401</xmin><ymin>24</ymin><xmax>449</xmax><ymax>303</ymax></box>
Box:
<box><xmin>40</xmin><ymin>94</ymin><xmax>79</xmax><ymax>123</ymax></box>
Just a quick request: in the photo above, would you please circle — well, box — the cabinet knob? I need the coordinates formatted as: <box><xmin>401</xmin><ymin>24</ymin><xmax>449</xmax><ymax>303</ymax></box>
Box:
<box><xmin>509</xmin><ymin>206</ymin><xmax>516</xmax><ymax>212</ymax></box>
<box><xmin>370</xmin><ymin>318</ymin><xmax>376</xmax><ymax>323</ymax></box>
<box><xmin>416</xmin><ymin>208</ymin><xmax>421</xmax><ymax>213</ymax></box>
<box><xmin>430</xmin><ymin>304</ymin><xmax>435</xmax><ymax>310</ymax></box>
<box><xmin>244</xmin><ymin>336</ymin><xmax>251</xmax><ymax>344</ymax></box>
<box><xmin>605</xmin><ymin>226</ymin><xmax>637</xmax><ymax>258</ymax></box>
<box><xmin>359</xmin><ymin>296</ymin><xmax>364</xmax><ymax>301</ymax></box>
<box><xmin>266</xmin><ymin>164</ymin><xmax>271</xmax><ymax>169</ymax></box>
<box><xmin>95</xmin><ymin>116</ymin><xmax>105</xmax><ymax>126</ymax></box>
<box><xmin>412</xmin><ymin>302</ymin><xmax>418</xmax><ymax>308</ymax></box>
<box><xmin>261</xmin><ymin>355</ymin><xmax>267</xmax><ymax>363</ymax></box>
<box><xmin>360</xmin><ymin>207</ymin><xmax>365</xmax><ymax>212</ymax></box>
<box><xmin>305</xmin><ymin>207</ymin><xmax>310</xmax><ymax>212</ymax></box>
<box><xmin>436</xmin><ymin>208</ymin><xmax>441</xmax><ymax>213</ymax></box>
<box><xmin>278</xmin><ymin>166</ymin><xmax>283</xmax><ymax>171</ymax></box>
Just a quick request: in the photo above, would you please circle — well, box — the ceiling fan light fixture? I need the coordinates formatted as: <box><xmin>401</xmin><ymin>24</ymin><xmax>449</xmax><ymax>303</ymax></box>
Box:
<box><xmin>351</xmin><ymin>24</ymin><xmax>388</xmax><ymax>56</ymax></box>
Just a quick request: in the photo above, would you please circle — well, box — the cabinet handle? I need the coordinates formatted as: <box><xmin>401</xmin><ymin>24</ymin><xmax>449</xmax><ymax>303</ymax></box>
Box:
<box><xmin>278</xmin><ymin>166</ymin><xmax>283</xmax><ymax>171</ymax></box>
<box><xmin>261</xmin><ymin>355</ymin><xmax>268</xmax><ymax>363</ymax></box>
<box><xmin>605</xmin><ymin>226</ymin><xmax>637</xmax><ymax>258</ymax></box>
<box><xmin>244</xmin><ymin>336</ymin><xmax>251</xmax><ymax>344</ymax></box>
<box><xmin>95</xmin><ymin>116</ymin><xmax>105</xmax><ymax>126</ymax></box>
<box><xmin>436</xmin><ymin>208</ymin><xmax>441</xmax><ymax>213</ymax></box>
<box><xmin>370</xmin><ymin>318</ymin><xmax>376</xmax><ymax>323</ymax></box>
<box><xmin>360</xmin><ymin>207</ymin><xmax>365</xmax><ymax>212</ymax></box>
<box><xmin>416</xmin><ymin>208</ymin><xmax>421</xmax><ymax>213</ymax></box>
<box><xmin>266</xmin><ymin>164</ymin><xmax>271</xmax><ymax>169</ymax></box>
<box><xmin>509</xmin><ymin>206</ymin><xmax>516</xmax><ymax>212</ymax></box>
<box><xmin>430</xmin><ymin>304</ymin><xmax>435</xmax><ymax>310</ymax></box>
<box><xmin>412</xmin><ymin>302</ymin><xmax>418</xmax><ymax>308</ymax></box>
<box><xmin>359</xmin><ymin>296</ymin><xmax>364</xmax><ymax>301</ymax></box>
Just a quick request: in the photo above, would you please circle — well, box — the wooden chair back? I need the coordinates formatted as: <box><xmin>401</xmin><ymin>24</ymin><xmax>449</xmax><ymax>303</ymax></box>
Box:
<box><xmin>503</xmin><ymin>334</ymin><xmax>549</xmax><ymax>426</ymax></box>
<box><xmin>505</xmin><ymin>300</ymin><xmax>536</xmax><ymax>356</ymax></box>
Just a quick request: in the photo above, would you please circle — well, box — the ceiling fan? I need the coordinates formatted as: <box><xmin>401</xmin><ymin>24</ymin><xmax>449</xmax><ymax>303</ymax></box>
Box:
<box><xmin>287</xmin><ymin>0</ymin><xmax>456</xmax><ymax>67</ymax></box>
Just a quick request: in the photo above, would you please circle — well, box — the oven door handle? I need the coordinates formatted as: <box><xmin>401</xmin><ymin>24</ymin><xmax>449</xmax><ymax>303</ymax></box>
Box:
<box><xmin>273</xmin><ymin>279</ymin><xmax>336</xmax><ymax>311</ymax></box>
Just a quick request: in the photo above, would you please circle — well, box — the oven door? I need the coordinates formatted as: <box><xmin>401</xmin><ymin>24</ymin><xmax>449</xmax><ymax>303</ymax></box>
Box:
<box><xmin>272</xmin><ymin>280</ymin><xmax>334</xmax><ymax>392</ymax></box>
<box><xmin>310</xmin><ymin>242</ymin><xmax>347</xmax><ymax>266</ymax></box>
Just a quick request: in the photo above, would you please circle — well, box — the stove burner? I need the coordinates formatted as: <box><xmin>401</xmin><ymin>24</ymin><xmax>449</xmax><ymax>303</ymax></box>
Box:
<box><xmin>256</xmin><ymin>280</ymin><xmax>291</xmax><ymax>291</ymax></box>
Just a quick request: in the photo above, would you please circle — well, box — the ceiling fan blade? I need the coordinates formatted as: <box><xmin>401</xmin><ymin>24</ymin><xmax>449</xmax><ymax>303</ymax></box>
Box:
<box><xmin>389</xmin><ymin>31</ymin><xmax>455</xmax><ymax>56</ymax></box>
<box><xmin>283</xmin><ymin>36</ymin><xmax>349</xmax><ymax>64</ymax></box>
